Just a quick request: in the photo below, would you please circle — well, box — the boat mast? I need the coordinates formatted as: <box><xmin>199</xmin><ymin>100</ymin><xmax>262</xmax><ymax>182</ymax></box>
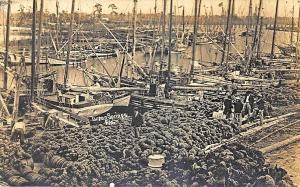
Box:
<box><xmin>132</xmin><ymin>0</ymin><xmax>137</xmax><ymax>58</ymax></box>
<box><xmin>251</xmin><ymin>0</ymin><xmax>263</xmax><ymax>56</ymax></box>
<box><xmin>153</xmin><ymin>0</ymin><xmax>157</xmax><ymax>39</ymax></box>
<box><xmin>297</xmin><ymin>1</ymin><xmax>300</xmax><ymax>62</ymax></box>
<box><xmin>271</xmin><ymin>0</ymin><xmax>279</xmax><ymax>58</ymax></box>
<box><xmin>196</xmin><ymin>0</ymin><xmax>202</xmax><ymax>66</ymax></box>
<box><xmin>63</xmin><ymin>0</ymin><xmax>75</xmax><ymax>87</ymax></box>
<box><xmin>257</xmin><ymin>16</ymin><xmax>264</xmax><ymax>58</ymax></box>
<box><xmin>221</xmin><ymin>0</ymin><xmax>232</xmax><ymax>65</ymax></box>
<box><xmin>167</xmin><ymin>0</ymin><xmax>173</xmax><ymax>86</ymax></box>
<box><xmin>159</xmin><ymin>0</ymin><xmax>167</xmax><ymax>82</ymax></box>
<box><xmin>197</xmin><ymin>1</ymin><xmax>201</xmax><ymax>38</ymax></box>
<box><xmin>36</xmin><ymin>0</ymin><xmax>44</xmax><ymax>75</ymax></box>
<box><xmin>245</xmin><ymin>0</ymin><xmax>262</xmax><ymax>72</ymax></box>
<box><xmin>182</xmin><ymin>6</ymin><xmax>185</xmax><ymax>32</ymax></box>
<box><xmin>56</xmin><ymin>0</ymin><xmax>60</xmax><ymax>55</ymax></box>
<box><xmin>291</xmin><ymin>4</ymin><xmax>295</xmax><ymax>45</ymax></box>
<box><xmin>31</xmin><ymin>0</ymin><xmax>37</xmax><ymax>100</ymax></box>
<box><xmin>297</xmin><ymin>1</ymin><xmax>300</xmax><ymax>43</ymax></box>
<box><xmin>190</xmin><ymin>0</ymin><xmax>199</xmax><ymax>79</ymax></box>
<box><xmin>3</xmin><ymin>0</ymin><xmax>10</xmax><ymax>90</ymax></box>
<box><xmin>245</xmin><ymin>0</ymin><xmax>253</xmax><ymax>58</ymax></box>
<box><xmin>210</xmin><ymin>6</ymin><xmax>214</xmax><ymax>32</ymax></box>
<box><xmin>225</xmin><ymin>0</ymin><xmax>235</xmax><ymax>70</ymax></box>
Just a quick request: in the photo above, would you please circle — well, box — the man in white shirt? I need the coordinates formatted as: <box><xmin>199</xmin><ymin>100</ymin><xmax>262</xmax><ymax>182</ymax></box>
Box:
<box><xmin>11</xmin><ymin>118</ymin><xmax>26</xmax><ymax>144</ymax></box>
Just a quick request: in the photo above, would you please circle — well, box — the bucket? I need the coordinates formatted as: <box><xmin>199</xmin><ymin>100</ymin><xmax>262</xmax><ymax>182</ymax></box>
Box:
<box><xmin>148</xmin><ymin>154</ymin><xmax>165</xmax><ymax>169</ymax></box>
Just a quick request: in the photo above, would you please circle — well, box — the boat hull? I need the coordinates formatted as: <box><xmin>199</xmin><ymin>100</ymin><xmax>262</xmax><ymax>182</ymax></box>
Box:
<box><xmin>48</xmin><ymin>58</ymin><xmax>87</xmax><ymax>66</ymax></box>
<box><xmin>73</xmin><ymin>103</ymin><xmax>113</xmax><ymax>117</ymax></box>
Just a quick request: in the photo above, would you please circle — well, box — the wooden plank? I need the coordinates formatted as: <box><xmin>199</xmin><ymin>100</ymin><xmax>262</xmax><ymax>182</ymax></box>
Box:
<box><xmin>254</xmin><ymin>120</ymin><xmax>300</xmax><ymax>144</ymax></box>
<box><xmin>204</xmin><ymin>112</ymin><xmax>298</xmax><ymax>154</ymax></box>
<box><xmin>240</xmin><ymin>118</ymin><xmax>286</xmax><ymax>137</ymax></box>
<box><xmin>260</xmin><ymin>135</ymin><xmax>300</xmax><ymax>153</ymax></box>
<box><xmin>241</xmin><ymin>112</ymin><xmax>296</xmax><ymax>130</ymax></box>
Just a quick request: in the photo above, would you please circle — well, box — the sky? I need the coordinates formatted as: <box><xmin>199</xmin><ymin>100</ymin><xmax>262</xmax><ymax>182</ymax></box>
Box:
<box><xmin>7</xmin><ymin>0</ymin><xmax>300</xmax><ymax>18</ymax></box>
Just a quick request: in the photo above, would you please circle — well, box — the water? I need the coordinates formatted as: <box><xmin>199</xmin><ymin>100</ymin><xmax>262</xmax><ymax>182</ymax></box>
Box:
<box><xmin>0</xmin><ymin>26</ymin><xmax>294</xmax><ymax>89</ymax></box>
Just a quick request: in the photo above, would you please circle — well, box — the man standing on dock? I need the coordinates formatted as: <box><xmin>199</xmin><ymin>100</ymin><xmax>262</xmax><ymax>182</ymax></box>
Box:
<box><xmin>234</xmin><ymin>97</ymin><xmax>243</xmax><ymax>125</ymax></box>
<box><xmin>256</xmin><ymin>94</ymin><xmax>265</xmax><ymax>125</ymax></box>
<box><xmin>131</xmin><ymin>107</ymin><xmax>143</xmax><ymax>138</ymax></box>
<box><xmin>243</xmin><ymin>91</ymin><xmax>254</xmax><ymax>118</ymax></box>
<box><xmin>223</xmin><ymin>95</ymin><xmax>233</xmax><ymax>119</ymax></box>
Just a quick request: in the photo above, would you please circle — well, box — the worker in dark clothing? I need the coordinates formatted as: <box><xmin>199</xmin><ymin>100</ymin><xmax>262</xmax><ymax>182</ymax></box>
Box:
<box><xmin>223</xmin><ymin>95</ymin><xmax>233</xmax><ymax>119</ymax></box>
<box><xmin>256</xmin><ymin>94</ymin><xmax>265</xmax><ymax>125</ymax></box>
<box><xmin>164</xmin><ymin>84</ymin><xmax>171</xmax><ymax>99</ymax></box>
<box><xmin>234</xmin><ymin>97</ymin><xmax>243</xmax><ymax>125</ymax></box>
<box><xmin>131</xmin><ymin>107</ymin><xmax>143</xmax><ymax>138</ymax></box>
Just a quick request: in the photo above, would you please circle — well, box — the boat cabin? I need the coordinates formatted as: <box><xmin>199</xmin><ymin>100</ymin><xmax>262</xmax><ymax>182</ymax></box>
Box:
<box><xmin>58</xmin><ymin>93</ymin><xmax>86</xmax><ymax>105</ymax></box>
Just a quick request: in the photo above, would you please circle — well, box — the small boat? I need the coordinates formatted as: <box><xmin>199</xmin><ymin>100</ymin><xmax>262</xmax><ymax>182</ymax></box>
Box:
<box><xmin>196</xmin><ymin>37</ymin><xmax>214</xmax><ymax>45</ymax></box>
<box><xmin>214</xmin><ymin>32</ymin><xmax>236</xmax><ymax>44</ymax></box>
<box><xmin>277</xmin><ymin>44</ymin><xmax>297</xmax><ymax>57</ymax></box>
<box><xmin>85</xmin><ymin>47</ymin><xmax>117</xmax><ymax>58</ymax></box>
<box><xmin>38</xmin><ymin>89</ymin><xmax>131</xmax><ymax>119</ymax></box>
<box><xmin>87</xmin><ymin>52</ymin><xmax>116</xmax><ymax>58</ymax></box>
<box><xmin>48</xmin><ymin>56</ymin><xmax>87</xmax><ymax>66</ymax></box>
<box><xmin>0</xmin><ymin>52</ymin><xmax>48</xmax><ymax>66</ymax></box>
<box><xmin>240</xmin><ymin>30</ymin><xmax>255</xmax><ymax>37</ymax></box>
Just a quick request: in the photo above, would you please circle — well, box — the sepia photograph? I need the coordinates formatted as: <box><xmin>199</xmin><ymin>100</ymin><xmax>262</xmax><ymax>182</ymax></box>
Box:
<box><xmin>0</xmin><ymin>0</ymin><xmax>299</xmax><ymax>186</ymax></box>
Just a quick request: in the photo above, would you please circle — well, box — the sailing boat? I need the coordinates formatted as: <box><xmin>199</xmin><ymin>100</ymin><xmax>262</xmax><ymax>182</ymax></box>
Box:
<box><xmin>36</xmin><ymin>0</ymin><xmax>131</xmax><ymax>123</ymax></box>
<box><xmin>277</xmin><ymin>44</ymin><xmax>297</xmax><ymax>57</ymax></box>
<box><xmin>276</xmin><ymin>4</ymin><xmax>297</xmax><ymax>57</ymax></box>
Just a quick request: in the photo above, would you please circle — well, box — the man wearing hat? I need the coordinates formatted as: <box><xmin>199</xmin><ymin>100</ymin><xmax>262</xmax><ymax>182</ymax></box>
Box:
<box><xmin>11</xmin><ymin>118</ymin><xmax>26</xmax><ymax>144</ymax></box>
<box><xmin>256</xmin><ymin>94</ymin><xmax>265</xmax><ymax>125</ymax></box>
<box><xmin>131</xmin><ymin>107</ymin><xmax>143</xmax><ymax>138</ymax></box>
<box><xmin>234</xmin><ymin>97</ymin><xmax>243</xmax><ymax>125</ymax></box>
